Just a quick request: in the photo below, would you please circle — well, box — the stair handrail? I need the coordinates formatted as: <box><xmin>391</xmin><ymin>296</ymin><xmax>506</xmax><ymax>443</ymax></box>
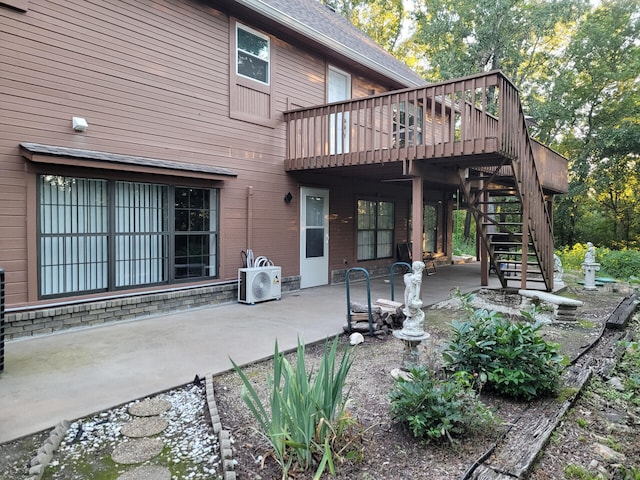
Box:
<box><xmin>497</xmin><ymin>74</ymin><xmax>554</xmax><ymax>290</ymax></box>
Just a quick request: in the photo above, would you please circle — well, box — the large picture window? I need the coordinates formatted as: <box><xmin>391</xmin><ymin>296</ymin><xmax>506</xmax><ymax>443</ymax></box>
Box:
<box><xmin>236</xmin><ymin>24</ymin><xmax>270</xmax><ymax>84</ymax></box>
<box><xmin>357</xmin><ymin>200</ymin><xmax>394</xmax><ymax>260</ymax></box>
<box><xmin>38</xmin><ymin>175</ymin><xmax>218</xmax><ymax>298</ymax></box>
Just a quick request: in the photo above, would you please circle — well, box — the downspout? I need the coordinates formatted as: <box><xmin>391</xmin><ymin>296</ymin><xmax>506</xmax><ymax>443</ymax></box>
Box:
<box><xmin>246</xmin><ymin>186</ymin><xmax>253</xmax><ymax>251</ymax></box>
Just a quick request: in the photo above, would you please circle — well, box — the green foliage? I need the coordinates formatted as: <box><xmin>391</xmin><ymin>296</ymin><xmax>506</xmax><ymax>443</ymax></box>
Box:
<box><xmin>548</xmin><ymin>1</ymin><xmax>640</xmax><ymax>248</ymax></box>
<box><xmin>599</xmin><ymin>250</ymin><xmax>640</xmax><ymax>281</ymax></box>
<box><xmin>320</xmin><ymin>0</ymin><xmax>409</xmax><ymax>55</ymax></box>
<box><xmin>618</xmin><ymin>465</ymin><xmax>640</xmax><ymax>480</ymax></box>
<box><xmin>441</xmin><ymin>309</ymin><xmax>566</xmax><ymax>400</ymax></box>
<box><xmin>231</xmin><ymin>337</ymin><xmax>357</xmax><ymax>479</ymax></box>
<box><xmin>388</xmin><ymin>368</ymin><xmax>498</xmax><ymax>443</ymax></box>
<box><xmin>564</xmin><ymin>463</ymin><xmax>603</xmax><ymax>479</ymax></box>
<box><xmin>615</xmin><ymin>340</ymin><xmax>640</xmax><ymax>407</ymax></box>
<box><xmin>576</xmin><ymin>417</ymin><xmax>589</xmax><ymax>428</ymax></box>
<box><xmin>453</xmin><ymin>209</ymin><xmax>477</xmax><ymax>257</ymax></box>
<box><xmin>408</xmin><ymin>0</ymin><xmax>587</xmax><ymax>82</ymax></box>
<box><xmin>557</xmin><ymin>244</ymin><xmax>640</xmax><ymax>280</ymax></box>
<box><xmin>453</xmin><ymin>236</ymin><xmax>476</xmax><ymax>257</ymax></box>
<box><xmin>556</xmin><ymin>243</ymin><xmax>607</xmax><ymax>270</ymax></box>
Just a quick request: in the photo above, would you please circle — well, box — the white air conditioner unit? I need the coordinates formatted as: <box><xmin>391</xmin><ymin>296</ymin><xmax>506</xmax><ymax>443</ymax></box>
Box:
<box><xmin>238</xmin><ymin>266</ymin><xmax>281</xmax><ymax>304</ymax></box>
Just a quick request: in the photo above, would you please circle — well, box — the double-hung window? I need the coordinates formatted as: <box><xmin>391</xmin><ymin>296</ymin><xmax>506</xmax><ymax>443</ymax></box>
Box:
<box><xmin>236</xmin><ymin>24</ymin><xmax>270</xmax><ymax>85</ymax></box>
<box><xmin>357</xmin><ymin>200</ymin><xmax>394</xmax><ymax>260</ymax></box>
<box><xmin>38</xmin><ymin>175</ymin><xmax>218</xmax><ymax>298</ymax></box>
<box><xmin>230</xmin><ymin>21</ymin><xmax>274</xmax><ymax>125</ymax></box>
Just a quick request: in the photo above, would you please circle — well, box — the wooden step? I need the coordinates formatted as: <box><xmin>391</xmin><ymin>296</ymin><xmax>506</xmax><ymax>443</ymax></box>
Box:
<box><xmin>483</xmin><ymin>222</ymin><xmax>523</xmax><ymax>227</ymax></box>
<box><xmin>495</xmin><ymin>260</ymin><xmax>540</xmax><ymax>266</ymax></box>
<box><xmin>491</xmin><ymin>253</ymin><xmax>538</xmax><ymax>259</ymax></box>
<box><xmin>474</xmin><ymin>200</ymin><xmax>520</xmax><ymax>205</ymax></box>
<box><xmin>499</xmin><ymin>268</ymin><xmax>543</xmax><ymax>275</ymax></box>
<box><xmin>502</xmin><ymin>277</ymin><xmax>548</xmax><ymax>283</ymax></box>
<box><xmin>487</xmin><ymin>232</ymin><xmax>524</xmax><ymax>236</ymax></box>
<box><xmin>491</xmin><ymin>241</ymin><xmax>524</xmax><ymax>247</ymax></box>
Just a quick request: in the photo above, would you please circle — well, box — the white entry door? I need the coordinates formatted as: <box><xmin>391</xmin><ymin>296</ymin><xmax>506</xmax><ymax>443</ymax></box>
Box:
<box><xmin>328</xmin><ymin>66</ymin><xmax>351</xmax><ymax>154</ymax></box>
<box><xmin>300</xmin><ymin>187</ymin><xmax>329</xmax><ymax>288</ymax></box>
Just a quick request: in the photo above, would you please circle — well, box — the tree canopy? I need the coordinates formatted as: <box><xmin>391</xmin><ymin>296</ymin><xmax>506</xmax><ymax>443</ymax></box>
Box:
<box><xmin>323</xmin><ymin>0</ymin><xmax>640</xmax><ymax>249</ymax></box>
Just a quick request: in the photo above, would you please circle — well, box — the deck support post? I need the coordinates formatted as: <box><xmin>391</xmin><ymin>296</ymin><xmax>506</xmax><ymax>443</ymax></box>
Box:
<box><xmin>410</xmin><ymin>169</ymin><xmax>424</xmax><ymax>265</ymax></box>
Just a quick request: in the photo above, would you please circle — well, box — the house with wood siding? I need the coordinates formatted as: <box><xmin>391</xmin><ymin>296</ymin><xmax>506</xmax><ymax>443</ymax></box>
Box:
<box><xmin>0</xmin><ymin>0</ymin><xmax>568</xmax><ymax>338</ymax></box>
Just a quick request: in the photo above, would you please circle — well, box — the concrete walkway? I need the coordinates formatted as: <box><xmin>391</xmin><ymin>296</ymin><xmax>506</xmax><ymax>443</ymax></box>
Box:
<box><xmin>0</xmin><ymin>262</ymin><xmax>497</xmax><ymax>443</ymax></box>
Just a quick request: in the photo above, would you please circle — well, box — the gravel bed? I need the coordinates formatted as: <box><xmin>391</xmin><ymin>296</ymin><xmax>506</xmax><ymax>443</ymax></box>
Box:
<box><xmin>40</xmin><ymin>383</ymin><xmax>222</xmax><ymax>479</ymax></box>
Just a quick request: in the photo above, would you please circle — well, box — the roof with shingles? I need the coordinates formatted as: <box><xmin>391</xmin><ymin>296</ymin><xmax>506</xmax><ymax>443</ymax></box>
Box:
<box><xmin>235</xmin><ymin>0</ymin><xmax>426</xmax><ymax>87</ymax></box>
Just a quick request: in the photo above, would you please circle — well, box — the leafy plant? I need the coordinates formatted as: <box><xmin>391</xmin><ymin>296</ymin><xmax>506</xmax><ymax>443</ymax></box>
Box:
<box><xmin>618</xmin><ymin>465</ymin><xmax>640</xmax><ymax>480</ymax></box>
<box><xmin>556</xmin><ymin>244</ymin><xmax>640</xmax><ymax>281</ymax></box>
<box><xmin>599</xmin><ymin>249</ymin><xmax>640</xmax><ymax>280</ymax></box>
<box><xmin>231</xmin><ymin>336</ymin><xmax>356</xmax><ymax>480</ymax></box>
<box><xmin>564</xmin><ymin>463</ymin><xmax>603</xmax><ymax>479</ymax></box>
<box><xmin>441</xmin><ymin>309</ymin><xmax>567</xmax><ymax>400</ymax></box>
<box><xmin>388</xmin><ymin>368</ymin><xmax>498</xmax><ymax>443</ymax></box>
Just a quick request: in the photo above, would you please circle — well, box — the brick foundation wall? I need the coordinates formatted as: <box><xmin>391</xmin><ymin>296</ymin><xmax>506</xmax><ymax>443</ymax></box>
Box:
<box><xmin>5</xmin><ymin>276</ymin><xmax>300</xmax><ymax>340</ymax></box>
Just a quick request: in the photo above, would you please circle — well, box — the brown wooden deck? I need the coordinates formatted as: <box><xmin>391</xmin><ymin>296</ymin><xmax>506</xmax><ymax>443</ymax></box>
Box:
<box><xmin>285</xmin><ymin>71</ymin><xmax>566</xmax><ymax>291</ymax></box>
<box><xmin>284</xmin><ymin>71</ymin><xmax>565</xmax><ymax>194</ymax></box>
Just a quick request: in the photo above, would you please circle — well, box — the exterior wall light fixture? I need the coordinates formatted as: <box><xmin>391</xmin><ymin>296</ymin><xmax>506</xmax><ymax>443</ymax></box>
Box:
<box><xmin>72</xmin><ymin>117</ymin><xmax>88</xmax><ymax>132</ymax></box>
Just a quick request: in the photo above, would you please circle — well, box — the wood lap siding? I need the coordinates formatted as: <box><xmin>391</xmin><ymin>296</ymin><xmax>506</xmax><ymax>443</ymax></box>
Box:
<box><xmin>0</xmin><ymin>0</ymin><xmax>28</xmax><ymax>11</ymax></box>
<box><xmin>1</xmin><ymin>0</ymin><xmax>426</xmax><ymax>307</ymax></box>
<box><xmin>0</xmin><ymin>0</ymin><xmax>331</xmax><ymax>305</ymax></box>
<box><xmin>0</xmin><ymin>4</ymin><xmax>231</xmax><ymax>158</ymax></box>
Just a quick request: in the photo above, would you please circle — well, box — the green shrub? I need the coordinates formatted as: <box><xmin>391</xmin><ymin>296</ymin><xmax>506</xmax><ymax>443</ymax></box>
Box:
<box><xmin>556</xmin><ymin>244</ymin><xmax>640</xmax><ymax>281</ymax></box>
<box><xmin>231</xmin><ymin>336</ymin><xmax>356</xmax><ymax>480</ymax></box>
<box><xmin>441</xmin><ymin>309</ymin><xmax>566</xmax><ymax>400</ymax></box>
<box><xmin>556</xmin><ymin>243</ymin><xmax>609</xmax><ymax>270</ymax></box>
<box><xmin>388</xmin><ymin>368</ymin><xmax>498</xmax><ymax>443</ymax></box>
<box><xmin>599</xmin><ymin>249</ymin><xmax>640</xmax><ymax>280</ymax></box>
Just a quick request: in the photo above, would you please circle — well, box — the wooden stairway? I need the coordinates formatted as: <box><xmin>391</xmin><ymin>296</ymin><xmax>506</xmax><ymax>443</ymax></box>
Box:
<box><xmin>457</xmin><ymin>75</ymin><xmax>555</xmax><ymax>291</ymax></box>
<box><xmin>458</xmin><ymin>162</ymin><xmax>553</xmax><ymax>291</ymax></box>
<box><xmin>459</xmin><ymin>167</ymin><xmax>542</xmax><ymax>289</ymax></box>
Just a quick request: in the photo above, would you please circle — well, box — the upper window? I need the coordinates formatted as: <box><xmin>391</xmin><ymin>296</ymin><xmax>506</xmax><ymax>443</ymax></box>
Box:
<box><xmin>357</xmin><ymin>200</ymin><xmax>394</xmax><ymax>261</ymax></box>
<box><xmin>236</xmin><ymin>24</ymin><xmax>270</xmax><ymax>85</ymax></box>
<box><xmin>38</xmin><ymin>175</ymin><xmax>219</xmax><ymax>298</ymax></box>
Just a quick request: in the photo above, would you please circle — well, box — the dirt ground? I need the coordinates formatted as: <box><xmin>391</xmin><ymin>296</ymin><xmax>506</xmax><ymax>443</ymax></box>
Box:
<box><xmin>1</xmin><ymin>275</ymin><xmax>638</xmax><ymax>480</ymax></box>
<box><xmin>213</xmin><ymin>277</ymin><xmax>640</xmax><ymax>480</ymax></box>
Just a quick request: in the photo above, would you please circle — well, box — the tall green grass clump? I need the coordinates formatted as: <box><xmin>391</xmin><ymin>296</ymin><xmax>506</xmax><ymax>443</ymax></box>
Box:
<box><xmin>231</xmin><ymin>336</ymin><xmax>356</xmax><ymax>480</ymax></box>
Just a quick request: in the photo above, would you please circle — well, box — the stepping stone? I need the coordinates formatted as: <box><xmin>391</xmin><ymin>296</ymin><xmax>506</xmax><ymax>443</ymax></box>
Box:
<box><xmin>112</xmin><ymin>438</ymin><xmax>164</xmax><ymax>464</ymax></box>
<box><xmin>117</xmin><ymin>465</ymin><xmax>171</xmax><ymax>480</ymax></box>
<box><xmin>128</xmin><ymin>398</ymin><xmax>171</xmax><ymax>417</ymax></box>
<box><xmin>120</xmin><ymin>417</ymin><xmax>168</xmax><ymax>438</ymax></box>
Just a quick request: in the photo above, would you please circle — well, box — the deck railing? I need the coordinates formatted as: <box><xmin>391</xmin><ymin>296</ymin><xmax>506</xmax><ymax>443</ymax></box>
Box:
<box><xmin>285</xmin><ymin>71</ymin><xmax>507</xmax><ymax>170</ymax></box>
<box><xmin>285</xmin><ymin>70</ymin><xmax>556</xmax><ymax>289</ymax></box>
<box><xmin>497</xmin><ymin>75</ymin><xmax>554</xmax><ymax>289</ymax></box>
